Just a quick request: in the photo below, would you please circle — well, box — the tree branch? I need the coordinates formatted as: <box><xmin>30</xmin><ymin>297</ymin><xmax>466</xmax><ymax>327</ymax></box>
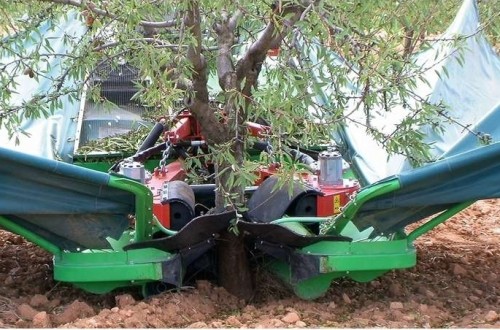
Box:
<box><xmin>40</xmin><ymin>0</ymin><xmax>178</xmax><ymax>28</ymax></box>
<box><xmin>235</xmin><ymin>1</ymin><xmax>309</xmax><ymax>86</ymax></box>
<box><xmin>214</xmin><ymin>9</ymin><xmax>241</xmax><ymax>91</ymax></box>
<box><xmin>183</xmin><ymin>1</ymin><xmax>227</xmax><ymax>144</ymax></box>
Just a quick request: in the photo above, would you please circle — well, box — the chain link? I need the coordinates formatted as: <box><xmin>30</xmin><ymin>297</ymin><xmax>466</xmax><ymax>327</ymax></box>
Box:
<box><xmin>159</xmin><ymin>142</ymin><xmax>172</xmax><ymax>169</ymax></box>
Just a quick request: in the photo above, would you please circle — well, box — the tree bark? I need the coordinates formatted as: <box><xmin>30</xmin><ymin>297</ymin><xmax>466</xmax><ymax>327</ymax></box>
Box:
<box><xmin>185</xmin><ymin>0</ymin><xmax>309</xmax><ymax>301</ymax></box>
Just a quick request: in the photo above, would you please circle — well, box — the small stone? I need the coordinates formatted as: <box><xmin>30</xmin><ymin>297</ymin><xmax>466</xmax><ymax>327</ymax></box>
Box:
<box><xmin>115</xmin><ymin>294</ymin><xmax>136</xmax><ymax>308</ymax></box>
<box><xmin>226</xmin><ymin>315</ymin><xmax>242</xmax><ymax>327</ymax></box>
<box><xmin>282</xmin><ymin>312</ymin><xmax>300</xmax><ymax>324</ymax></box>
<box><xmin>210</xmin><ymin>321</ymin><xmax>224</xmax><ymax>327</ymax></box>
<box><xmin>425</xmin><ymin>289</ymin><xmax>436</xmax><ymax>298</ymax></box>
<box><xmin>32</xmin><ymin>311</ymin><xmax>51</xmax><ymax>328</ymax></box>
<box><xmin>30</xmin><ymin>294</ymin><xmax>49</xmax><ymax>308</ymax></box>
<box><xmin>52</xmin><ymin>301</ymin><xmax>95</xmax><ymax>325</ymax></box>
<box><xmin>111</xmin><ymin>307</ymin><xmax>119</xmax><ymax>313</ymax></box>
<box><xmin>240</xmin><ymin>312</ymin><xmax>254</xmax><ymax>323</ymax></box>
<box><xmin>390</xmin><ymin>302</ymin><xmax>404</xmax><ymax>310</ymax></box>
<box><xmin>452</xmin><ymin>264</ymin><xmax>467</xmax><ymax>276</ymax></box>
<box><xmin>2</xmin><ymin>311</ymin><xmax>18</xmax><ymax>323</ymax></box>
<box><xmin>390</xmin><ymin>309</ymin><xmax>404</xmax><ymax>321</ymax></box>
<box><xmin>189</xmin><ymin>321</ymin><xmax>208</xmax><ymax>328</ymax></box>
<box><xmin>196</xmin><ymin>280</ymin><xmax>212</xmax><ymax>293</ymax></box>
<box><xmin>119</xmin><ymin>309</ymin><xmax>133</xmax><ymax>317</ymax></box>
<box><xmin>268</xmin><ymin>319</ymin><xmax>285</xmax><ymax>327</ymax></box>
<box><xmin>327</xmin><ymin>301</ymin><xmax>337</xmax><ymax>310</ymax></box>
<box><xmin>342</xmin><ymin>293</ymin><xmax>352</xmax><ymax>304</ymax></box>
<box><xmin>243</xmin><ymin>304</ymin><xmax>257</xmax><ymax>313</ymax></box>
<box><xmin>17</xmin><ymin>303</ymin><xmax>38</xmax><ymax>320</ymax></box>
<box><xmin>256</xmin><ymin>319</ymin><xmax>285</xmax><ymax>328</ymax></box>
<box><xmin>353</xmin><ymin>318</ymin><xmax>370</xmax><ymax>327</ymax></box>
<box><xmin>4</xmin><ymin>276</ymin><xmax>14</xmax><ymax>285</ymax></box>
<box><xmin>295</xmin><ymin>320</ymin><xmax>307</xmax><ymax>327</ymax></box>
<box><xmin>389</xmin><ymin>283</ymin><xmax>403</xmax><ymax>296</ymax></box>
<box><xmin>485</xmin><ymin>311</ymin><xmax>498</xmax><ymax>322</ymax></box>
<box><xmin>370</xmin><ymin>280</ymin><xmax>381</xmax><ymax>288</ymax></box>
<box><xmin>469</xmin><ymin>295</ymin><xmax>479</xmax><ymax>302</ymax></box>
<box><xmin>47</xmin><ymin>298</ymin><xmax>61</xmax><ymax>310</ymax></box>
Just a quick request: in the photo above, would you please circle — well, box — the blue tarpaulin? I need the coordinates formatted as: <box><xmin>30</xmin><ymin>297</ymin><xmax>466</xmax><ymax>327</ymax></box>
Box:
<box><xmin>0</xmin><ymin>146</ymin><xmax>135</xmax><ymax>250</ymax></box>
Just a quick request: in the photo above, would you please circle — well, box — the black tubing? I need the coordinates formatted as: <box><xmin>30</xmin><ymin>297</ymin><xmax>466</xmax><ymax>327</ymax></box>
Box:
<box><xmin>289</xmin><ymin>149</ymin><xmax>316</xmax><ymax>166</ymax></box>
<box><xmin>137</xmin><ymin>121</ymin><xmax>165</xmax><ymax>153</ymax></box>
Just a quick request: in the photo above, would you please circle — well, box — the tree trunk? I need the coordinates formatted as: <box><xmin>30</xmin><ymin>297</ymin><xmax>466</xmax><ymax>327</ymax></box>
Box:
<box><xmin>217</xmin><ymin>230</ymin><xmax>254</xmax><ymax>301</ymax></box>
<box><xmin>213</xmin><ymin>131</ymin><xmax>254</xmax><ymax>301</ymax></box>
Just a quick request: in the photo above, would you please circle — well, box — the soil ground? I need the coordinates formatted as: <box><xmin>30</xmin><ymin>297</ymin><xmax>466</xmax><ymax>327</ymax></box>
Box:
<box><xmin>0</xmin><ymin>199</ymin><xmax>498</xmax><ymax>328</ymax></box>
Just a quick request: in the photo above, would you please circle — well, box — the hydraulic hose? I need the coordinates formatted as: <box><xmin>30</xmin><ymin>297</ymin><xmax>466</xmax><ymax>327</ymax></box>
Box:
<box><xmin>137</xmin><ymin>120</ymin><xmax>165</xmax><ymax>153</ymax></box>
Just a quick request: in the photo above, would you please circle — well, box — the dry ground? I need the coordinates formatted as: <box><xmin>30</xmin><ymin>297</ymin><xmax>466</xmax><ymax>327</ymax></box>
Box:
<box><xmin>0</xmin><ymin>199</ymin><xmax>498</xmax><ymax>328</ymax></box>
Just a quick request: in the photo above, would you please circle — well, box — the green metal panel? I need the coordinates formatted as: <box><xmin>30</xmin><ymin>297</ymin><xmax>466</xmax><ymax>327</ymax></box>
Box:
<box><xmin>74</xmin><ymin>158</ymin><xmax>160</xmax><ymax>173</ymax></box>
<box><xmin>324</xmin><ymin>178</ymin><xmax>401</xmax><ymax>235</ymax></box>
<box><xmin>0</xmin><ymin>215</ymin><xmax>61</xmax><ymax>256</ymax></box>
<box><xmin>108</xmin><ymin>175</ymin><xmax>154</xmax><ymax>242</ymax></box>
<box><xmin>305</xmin><ymin>239</ymin><xmax>416</xmax><ymax>272</ymax></box>
<box><xmin>266</xmin><ymin>237</ymin><xmax>416</xmax><ymax>300</ymax></box>
<box><xmin>54</xmin><ymin>248</ymin><xmax>172</xmax><ymax>293</ymax></box>
<box><xmin>407</xmin><ymin>201</ymin><xmax>473</xmax><ymax>242</ymax></box>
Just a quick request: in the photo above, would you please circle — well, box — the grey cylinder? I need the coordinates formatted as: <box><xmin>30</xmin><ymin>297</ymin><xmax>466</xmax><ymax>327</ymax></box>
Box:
<box><xmin>318</xmin><ymin>150</ymin><xmax>343</xmax><ymax>186</ymax></box>
<box><xmin>120</xmin><ymin>161</ymin><xmax>146</xmax><ymax>183</ymax></box>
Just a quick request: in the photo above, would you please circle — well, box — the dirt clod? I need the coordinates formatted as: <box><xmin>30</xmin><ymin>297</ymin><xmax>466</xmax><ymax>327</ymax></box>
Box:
<box><xmin>282</xmin><ymin>311</ymin><xmax>300</xmax><ymax>323</ymax></box>
<box><xmin>17</xmin><ymin>303</ymin><xmax>38</xmax><ymax>320</ymax></box>
<box><xmin>115</xmin><ymin>294</ymin><xmax>135</xmax><ymax>308</ymax></box>
<box><xmin>390</xmin><ymin>302</ymin><xmax>404</xmax><ymax>310</ymax></box>
<box><xmin>452</xmin><ymin>263</ymin><xmax>468</xmax><ymax>276</ymax></box>
<box><xmin>30</xmin><ymin>294</ymin><xmax>49</xmax><ymax>308</ymax></box>
<box><xmin>342</xmin><ymin>293</ymin><xmax>352</xmax><ymax>304</ymax></box>
<box><xmin>189</xmin><ymin>321</ymin><xmax>207</xmax><ymax>328</ymax></box>
<box><xmin>32</xmin><ymin>311</ymin><xmax>51</xmax><ymax>328</ymax></box>
<box><xmin>485</xmin><ymin>310</ymin><xmax>498</xmax><ymax>322</ymax></box>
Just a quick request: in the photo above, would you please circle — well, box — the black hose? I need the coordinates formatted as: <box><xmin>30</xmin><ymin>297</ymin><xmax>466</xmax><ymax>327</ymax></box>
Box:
<box><xmin>137</xmin><ymin>121</ymin><xmax>165</xmax><ymax>153</ymax></box>
<box><xmin>289</xmin><ymin>149</ymin><xmax>316</xmax><ymax>166</ymax></box>
<box><xmin>132</xmin><ymin>143</ymin><xmax>167</xmax><ymax>163</ymax></box>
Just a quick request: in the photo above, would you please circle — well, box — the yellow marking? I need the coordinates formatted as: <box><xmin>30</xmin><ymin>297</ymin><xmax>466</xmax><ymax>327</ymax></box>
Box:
<box><xmin>333</xmin><ymin>194</ymin><xmax>341</xmax><ymax>214</ymax></box>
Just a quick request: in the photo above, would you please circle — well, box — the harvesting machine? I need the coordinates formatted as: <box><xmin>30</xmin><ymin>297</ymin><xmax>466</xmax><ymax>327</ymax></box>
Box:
<box><xmin>0</xmin><ymin>0</ymin><xmax>499</xmax><ymax>299</ymax></box>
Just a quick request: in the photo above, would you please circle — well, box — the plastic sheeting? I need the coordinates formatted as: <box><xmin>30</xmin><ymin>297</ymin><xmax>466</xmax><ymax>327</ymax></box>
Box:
<box><xmin>0</xmin><ymin>146</ymin><xmax>135</xmax><ymax>251</ymax></box>
<box><xmin>352</xmin><ymin>141</ymin><xmax>500</xmax><ymax>234</ymax></box>
<box><xmin>312</xmin><ymin>0</ymin><xmax>500</xmax><ymax>185</ymax></box>
<box><xmin>0</xmin><ymin>12</ymin><xmax>87</xmax><ymax>162</ymax></box>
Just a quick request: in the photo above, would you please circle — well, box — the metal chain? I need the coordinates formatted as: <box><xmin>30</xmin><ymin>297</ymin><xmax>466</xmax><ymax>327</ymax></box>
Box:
<box><xmin>159</xmin><ymin>142</ymin><xmax>172</xmax><ymax>169</ymax></box>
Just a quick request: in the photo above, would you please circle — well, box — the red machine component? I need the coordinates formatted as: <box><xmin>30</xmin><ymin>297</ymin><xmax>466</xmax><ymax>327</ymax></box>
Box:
<box><xmin>134</xmin><ymin>110</ymin><xmax>360</xmax><ymax>229</ymax></box>
<box><xmin>164</xmin><ymin>110</ymin><xmax>203</xmax><ymax>144</ymax></box>
<box><xmin>147</xmin><ymin>162</ymin><xmax>186</xmax><ymax>228</ymax></box>
<box><xmin>315</xmin><ymin>180</ymin><xmax>359</xmax><ymax>216</ymax></box>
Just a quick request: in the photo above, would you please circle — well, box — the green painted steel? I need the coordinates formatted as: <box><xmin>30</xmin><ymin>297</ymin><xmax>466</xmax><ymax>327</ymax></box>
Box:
<box><xmin>407</xmin><ymin>201</ymin><xmax>474</xmax><ymax>242</ymax></box>
<box><xmin>267</xmin><ymin>237</ymin><xmax>416</xmax><ymax>299</ymax></box>
<box><xmin>0</xmin><ymin>215</ymin><xmax>61</xmax><ymax>256</ymax></box>
<box><xmin>270</xmin><ymin>217</ymin><xmax>331</xmax><ymax>225</ymax></box>
<box><xmin>324</xmin><ymin>178</ymin><xmax>401</xmax><ymax>235</ymax></box>
<box><xmin>152</xmin><ymin>215</ymin><xmax>178</xmax><ymax>236</ymax></box>
<box><xmin>108</xmin><ymin>175</ymin><xmax>154</xmax><ymax>242</ymax></box>
<box><xmin>74</xmin><ymin>159</ymin><xmax>160</xmax><ymax>173</ymax></box>
<box><xmin>54</xmin><ymin>248</ymin><xmax>171</xmax><ymax>293</ymax></box>
<box><xmin>291</xmin><ymin>273</ymin><xmax>338</xmax><ymax>300</ymax></box>
<box><xmin>278</xmin><ymin>221</ymin><xmax>315</xmax><ymax>236</ymax></box>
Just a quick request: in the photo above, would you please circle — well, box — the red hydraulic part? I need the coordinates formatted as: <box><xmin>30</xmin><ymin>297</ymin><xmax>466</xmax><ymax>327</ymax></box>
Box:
<box><xmin>143</xmin><ymin>111</ymin><xmax>359</xmax><ymax>229</ymax></box>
